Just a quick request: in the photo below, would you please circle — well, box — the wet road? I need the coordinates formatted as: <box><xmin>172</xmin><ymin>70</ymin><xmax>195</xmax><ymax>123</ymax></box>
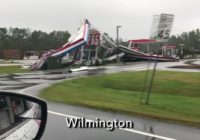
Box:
<box><xmin>0</xmin><ymin>60</ymin><xmax>199</xmax><ymax>91</ymax></box>
<box><xmin>1</xmin><ymin>61</ymin><xmax>200</xmax><ymax>140</ymax></box>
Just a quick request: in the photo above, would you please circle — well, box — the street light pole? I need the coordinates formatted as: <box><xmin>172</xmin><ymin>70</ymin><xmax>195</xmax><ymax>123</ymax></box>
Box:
<box><xmin>116</xmin><ymin>25</ymin><xmax>122</xmax><ymax>63</ymax></box>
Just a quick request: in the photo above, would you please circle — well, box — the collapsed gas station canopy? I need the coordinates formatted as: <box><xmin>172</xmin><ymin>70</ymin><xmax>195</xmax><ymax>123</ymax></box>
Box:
<box><xmin>128</xmin><ymin>39</ymin><xmax>157</xmax><ymax>44</ymax></box>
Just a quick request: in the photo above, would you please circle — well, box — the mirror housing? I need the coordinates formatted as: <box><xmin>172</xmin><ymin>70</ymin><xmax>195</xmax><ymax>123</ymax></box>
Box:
<box><xmin>0</xmin><ymin>91</ymin><xmax>47</xmax><ymax>140</ymax></box>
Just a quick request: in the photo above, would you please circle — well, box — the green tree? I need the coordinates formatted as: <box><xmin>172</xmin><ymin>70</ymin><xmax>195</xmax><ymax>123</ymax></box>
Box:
<box><xmin>168</xmin><ymin>29</ymin><xmax>200</xmax><ymax>58</ymax></box>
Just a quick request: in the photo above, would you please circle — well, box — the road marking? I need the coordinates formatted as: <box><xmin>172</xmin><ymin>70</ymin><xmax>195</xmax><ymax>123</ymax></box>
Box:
<box><xmin>48</xmin><ymin>110</ymin><xmax>79</xmax><ymax>119</ymax></box>
<box><xmin>48</xmin><ymin>110</ymin><xmax>176</xmax><ymax>140</ymax></box>
<box><xmin>120</xmin><ymin>128</ymin><xmax>176</xmax><ymax>140</ymax></box>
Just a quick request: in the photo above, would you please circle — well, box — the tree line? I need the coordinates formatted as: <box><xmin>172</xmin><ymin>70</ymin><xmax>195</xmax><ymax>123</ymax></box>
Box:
<box><xmin>168</xmin><ymin>29</ymin><xmax>200</xmax><ymax>58</ymax></box>
<box><xmin>0</xmin><ymin>27</ymin><xmax>71</xmax><ymax>52</ymax></box>
<box><xmin>0</xmin><ymin>27</ymin><xmax>199</xmax><ymax>58</ymax></box>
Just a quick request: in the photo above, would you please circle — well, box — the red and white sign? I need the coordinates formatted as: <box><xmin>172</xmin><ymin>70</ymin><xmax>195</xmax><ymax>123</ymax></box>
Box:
<box><xmin>87</xmin><ymin>29</ymin><xmax>100</xmax><ymax>47</ymax></box>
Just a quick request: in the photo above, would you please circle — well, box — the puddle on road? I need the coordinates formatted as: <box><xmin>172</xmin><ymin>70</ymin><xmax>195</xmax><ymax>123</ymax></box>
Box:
<box><xmin>0</xmin><ymin>84</ymin><xmax>35</xmax><ymax>90</ymax></box>
<box><xmin>0</xmin><ymin>71</ymin><xmax>69</xmax><ymax>91</ymax></box>
<box><xmin>0</xmin><ymin>68</ymin><xmax>107</xmax><ymax>91</ymax></box>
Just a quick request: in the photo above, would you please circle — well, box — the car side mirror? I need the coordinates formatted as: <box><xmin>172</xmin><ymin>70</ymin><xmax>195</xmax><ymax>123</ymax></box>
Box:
<box><xmin>0</xmin><ymin>91</ymin><xmax>47</xmax><ymax>140</ymax></box>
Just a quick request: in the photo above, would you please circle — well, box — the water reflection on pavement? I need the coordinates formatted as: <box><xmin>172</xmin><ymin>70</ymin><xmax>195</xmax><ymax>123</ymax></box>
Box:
<box><xmin>0</xmin><ymin>68</ymin><xmax>106</xmax><ymax>91</ymax></box>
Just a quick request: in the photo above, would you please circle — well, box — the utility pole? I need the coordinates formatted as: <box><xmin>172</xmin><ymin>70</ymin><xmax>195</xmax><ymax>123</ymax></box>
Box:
<box><xmin>116</xmin><ymin>26</ymin><xmax>122</xmax><ymax>63</ymax></box>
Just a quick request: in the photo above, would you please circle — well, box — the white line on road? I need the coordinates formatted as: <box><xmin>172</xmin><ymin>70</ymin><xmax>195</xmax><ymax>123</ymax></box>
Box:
<box><xmin>120</xmin><ymin>128</ymin><xmax>176</xmax><ymax>140</ymax></box>
<box><xmin>48</xmin><ymin>110</ymin><xmax>176</xmax><ymax>140</ymax></box>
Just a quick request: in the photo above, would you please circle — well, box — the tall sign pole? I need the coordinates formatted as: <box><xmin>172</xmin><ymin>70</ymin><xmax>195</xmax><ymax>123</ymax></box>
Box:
<box><xmin>116</xmin><ymin>26</ymin><xmax>122</xmax><ymax>63</ymax></box>
<box><xmin>150</xmin><ymin>14</ymin><xmax>174</xmax><ymax>43</ymax></box>
<box><xmin>145</xmin><ymin>60</ymin><xmax>157</xmax><ymax>105</ymax></box>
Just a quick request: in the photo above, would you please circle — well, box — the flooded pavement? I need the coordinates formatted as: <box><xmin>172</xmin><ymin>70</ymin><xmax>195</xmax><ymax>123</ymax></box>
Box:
<box><xmin>0</xmin><ymin>64</ymin><xmax>143</xmax><ymax>91</ymax></box>
<box><xmin>0</xmin><ymin>75</ymin><xmax>36</xmax><ymax>91</ymax></box>
<box><xmin>1</xmin><ymin>61</ymin><xmax>199</xmax><ymax>91</ymax></box>
<box><xmin>0</xmin><ymin>70</ymin><xmax>69</xmax><ymax>91</ymax></box>
<box><xmin>0</xmin><ymin>68</ymin><xmax>105</xmax><ymax>91</ymax></box>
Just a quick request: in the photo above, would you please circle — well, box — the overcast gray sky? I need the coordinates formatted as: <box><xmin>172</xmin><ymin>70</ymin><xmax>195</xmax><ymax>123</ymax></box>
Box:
<box><xmin>0</xmin><ymin>0</ymin><xmax>199</xmax><ymax>40</ymax></box>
